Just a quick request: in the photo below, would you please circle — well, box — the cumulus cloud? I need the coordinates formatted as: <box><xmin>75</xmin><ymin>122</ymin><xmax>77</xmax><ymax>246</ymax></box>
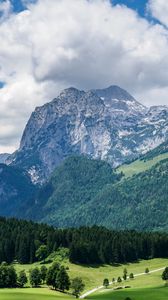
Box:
<box><xmin>0</xmin><ymin>0</ymin><xmax>168</xmax><ymax>152</ymax></box>
<box><xmin>148</xmin><ymin>0</ymin><xmax>168</xmax><ymax>27</ymax></box>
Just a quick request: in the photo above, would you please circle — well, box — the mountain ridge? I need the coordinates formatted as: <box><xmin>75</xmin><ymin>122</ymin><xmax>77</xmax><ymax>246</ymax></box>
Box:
<box><xmin>3</xmin><ymin>85</ymin><xmax>168</xmax><ymax>183</ymax></box>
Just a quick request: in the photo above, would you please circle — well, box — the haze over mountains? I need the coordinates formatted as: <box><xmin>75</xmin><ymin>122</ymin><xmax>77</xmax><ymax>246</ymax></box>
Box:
<box><xmin>0</xmin><ymin>85</ymin><xmax>168</xmax><ymax>231</ymax></box>
<box><xmin>6</xmin><ymin>85</ymin><xmax>168</xmax><ymax>184</ymax></box>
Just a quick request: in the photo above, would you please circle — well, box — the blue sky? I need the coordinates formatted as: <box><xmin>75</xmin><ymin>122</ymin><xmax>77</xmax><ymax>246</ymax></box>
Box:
<box><xmin>112</xmin><ymin>0</ymin><xmax>148</xmax><ymax>17</ymax></box>
<box><xmin>10</xmin><ymin>0</ymin><xmax>25</xmax><ymax>12</ymax></box>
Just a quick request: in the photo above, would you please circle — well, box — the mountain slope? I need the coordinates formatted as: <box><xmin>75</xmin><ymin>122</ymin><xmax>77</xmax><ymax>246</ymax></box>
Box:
<box><xmin>141</xmin><ymin>139</ymin><xmax>168</xmax><ymax>161</ymax></box>
<box><xmin>28</xmin><ymin>153</ymin><xmax>168</xmax><ymax>231</ymax></box>
<box><xmin>87</xmin><ymin>158</ymin><xmax>168</xmax><ymax>231</ymax></box>
<box><xmin>9</xmin><ymin>85</ymin><xmax>168</xmax><ymax>183</ymax></box>
<box><xmin>0</xmin><ymin>164</ymin><xmax>37</xmax><ymax>218</ymax></box>
<box><xmin>117</xmin><ymin>139</ymin><xmax>168</xmax><ymax>178</ymax></box>
<box><xmin>32</xmin><ymin>156</ymin><xmax>121</xmax><ymax>226</ymax></box>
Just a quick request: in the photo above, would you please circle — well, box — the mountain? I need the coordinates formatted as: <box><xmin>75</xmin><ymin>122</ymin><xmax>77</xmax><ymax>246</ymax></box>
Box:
<box><xmin>0</xmin><ymin>153</ymin><xmax>9</xmax><ymax>164</ymax></box>
<box><xmin>9</xmin><ymin>85</ymin><xmax>168</xmax><ymax>183</ymax></box>
<box><xmin>29</xmin><ymin>153</ymin><xmax>168</xmax><ymax>231</ymax></box>
<box><xmin>0</xmin><ymin>164</ymin><xmax>37</xmax><ymax>218</ymax></box>
<box><xmin>9</xmin><ymin>87</ymin><xmax>168</xmax><ymax>183</ymax></box>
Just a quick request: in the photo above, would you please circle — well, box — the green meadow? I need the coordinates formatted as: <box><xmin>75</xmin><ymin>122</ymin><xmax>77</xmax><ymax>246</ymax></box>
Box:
<box><xmin>13</xmin><ymin>257</ymin><xmax>168</xmax><ymax>291</ymax></box>
<box><xmin>117</xmin><ymin>152</ymin><xmax>168</xmax><ymax>178</ymax></box>
<box><xmin>1</xmin><ymin>257</ymin><xmax>168</xmax><ymax>299</ymax></box>
<box><xmin>0</xmin><ymin>288</ymin><xmax>71</xmax><ymax>300</ymax></box>
<box><xmin>88</xmin><ymin>286</ymin><xmax>168</xmax><ymax>300</ymax></box>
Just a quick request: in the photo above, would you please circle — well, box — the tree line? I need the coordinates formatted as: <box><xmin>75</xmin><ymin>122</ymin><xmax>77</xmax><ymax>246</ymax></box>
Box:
<box><xmin>1</xmin><ymin>217</ymin><xmax>168</xmax><ymax>265</ymax></box>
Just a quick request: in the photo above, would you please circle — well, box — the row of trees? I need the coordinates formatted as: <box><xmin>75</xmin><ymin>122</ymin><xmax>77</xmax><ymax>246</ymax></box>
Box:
<box><xmin>102</xmin><ymin>267</ymin><xmax>151</xmax><ymax>288</ymax></box>
<box><xmin>0</xmin><ymin>262</ymin><xmax>85</xmax><ymax>298</ymax></box>
<box><xmin>103</xmin><ymin>267</ymin><xmax>168</xmax><ymax>291</ymax></box>
<box><xmin>1</xmin><ymin>217</ymin><xmax>168</xmax><ymax>265</ymax></box>
<box><xmin>0</xmin><ymin>263</ymin><xmax>28</xmax><ymax>288</ymax></box>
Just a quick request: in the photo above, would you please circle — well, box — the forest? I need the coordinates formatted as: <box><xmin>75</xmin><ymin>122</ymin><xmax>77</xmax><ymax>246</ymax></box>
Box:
<box><xmin>1</xmin><ymin>217</ymin><xmax>168</xmax><ymax>265</ymax></box>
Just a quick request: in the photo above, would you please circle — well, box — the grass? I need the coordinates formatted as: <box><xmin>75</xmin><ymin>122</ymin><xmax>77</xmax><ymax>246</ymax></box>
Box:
<box><xmin>13</xmin><ymin>256</ymin><xmax>168</xmax><ymax>292</ymax></box>
<box><xmin>88</xmin><ymin>286</ymin><xmax>168</xmax><ymax>300</ymax></box>
<box><xmin>117</xmin><ymin>152</ymin><xmax>168</xmax><ymax>178</ymax></box>
<box><xmin>0</xmin><ymin>288</ymin><xmax>72</xmax><ymax>300</ymax></box>
<box><xmin>84</xmin><ymin>258</ymin><xmax>168</xmax><ymax>300</ymax></box>
<box><xmin>1</xmin><ymin>257</ymin><xmax>168</xmax><ymax>299</ymax></box>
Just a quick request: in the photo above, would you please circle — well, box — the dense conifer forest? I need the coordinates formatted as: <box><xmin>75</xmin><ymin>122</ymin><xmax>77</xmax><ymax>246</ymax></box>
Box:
<box><xmin>1</xmin><ymin>217</ymin><xmax>168</xmax><ymax>265</ymax></box>
<box><xmin>32</xmin><ymin>156</ymin><xmax>168</xmax><ymax>231</ymax></box>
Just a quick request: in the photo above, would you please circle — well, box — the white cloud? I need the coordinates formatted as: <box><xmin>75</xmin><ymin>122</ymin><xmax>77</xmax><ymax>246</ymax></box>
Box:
<box><xmin>0</xmin><ymin>0</ymin><xmax>12</xmax><ymax>22</ymax></box>
<box><xmin>148</xmin><ymin>0</ymin><xmax>168</xmax><ymax>27</ymax></box>
<box><xmin>0</xmin><ymin>0</ymin><xmax>168</xmax><ymax>153</ymax></box>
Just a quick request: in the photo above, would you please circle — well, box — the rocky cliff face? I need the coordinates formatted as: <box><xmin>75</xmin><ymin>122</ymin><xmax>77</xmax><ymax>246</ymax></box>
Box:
<box><xmin>10</xmin><ymin>85</ymin><xmax>168</xmax><ymax>183</ymax></box>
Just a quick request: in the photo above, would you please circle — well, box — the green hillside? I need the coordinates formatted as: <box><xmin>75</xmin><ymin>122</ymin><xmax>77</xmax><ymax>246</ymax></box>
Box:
<box><xmin>32</xmin><ymin>154</ymin><xmax>168</xmax><ymax>230</ymax></box>
<box><xmin>117</xmin><ymin>139</ymin><xmax>168</xmax><ymax>178</ymax></box>
<box><xmin>83</xmin><ymin>158</ymin><xmax>168</xmax><ymax>230</ymax></box>
<box><xmin>13</xmin><ymin>257</ymin><xmax>168</xmax><ymax>293</ymax></box>
<box><xmin>117</xmin><ymin>152</ymin><xmax>168</xmax><ymax>178</ymax></box>
<box><xmin>1</xmin><ymin>258</ymin><xmax>168</xmax><ymax>300</ymax></box>
<box><xmin>33</xmin><ymin>156</ymin><xmax>121</xmax><ymax>227</ymax></box>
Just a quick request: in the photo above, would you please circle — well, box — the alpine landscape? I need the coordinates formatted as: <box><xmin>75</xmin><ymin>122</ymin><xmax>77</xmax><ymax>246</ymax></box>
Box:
<box><xmin>0</xmin><ymin>1</ymin><xmax>168</xmax><ymax>300</ymax></box>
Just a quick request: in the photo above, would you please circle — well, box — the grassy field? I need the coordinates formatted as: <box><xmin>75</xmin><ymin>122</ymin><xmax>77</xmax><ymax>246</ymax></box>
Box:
<box><xmin>13</xmin><ymin>256</ymin><xmax>168</xmax><ymax>292</ymax></box>
<box><xmin>88</xmin><ymin>286</ymin><xmax>168</xmax><ymax>300</ymax></box>
<box><xmin>0</xmin><ymin>257</ymin><xmax>167</xmax><ymax>300</ymax></box>
<box><xmin>0</xmin><ymin>288</ymin><xmax>72</xmax><ymax>300</ymax></box>
<box><xmin>86</xmin><ymin>259</ymin><xmax>168</xmax><ymax>300</ymax></box>
<box><xmin>117</xmin><ymin>152</ymin><xmax>168</xmax><ymax>178</ymax></box>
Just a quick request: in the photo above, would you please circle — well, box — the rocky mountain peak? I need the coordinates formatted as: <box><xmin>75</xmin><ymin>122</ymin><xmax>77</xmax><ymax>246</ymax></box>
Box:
<box><xmin>9</xmin><ymin>85</ymin><xmax>168</xmax><ymax>183</ymax></box>
<box><xmin>92</xmin><ymin>85</ymin><xmax>136</xmax><ymax>101</ymax></box>
<box><xmin>57</xmin><ymin>87</ymin><xmax>85</xmax><ymax>102</ymax></box>
<box><xmin>93</xmin><ymin>85</ymin><xmax>147</xmax><ymax>116</ymax></box>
